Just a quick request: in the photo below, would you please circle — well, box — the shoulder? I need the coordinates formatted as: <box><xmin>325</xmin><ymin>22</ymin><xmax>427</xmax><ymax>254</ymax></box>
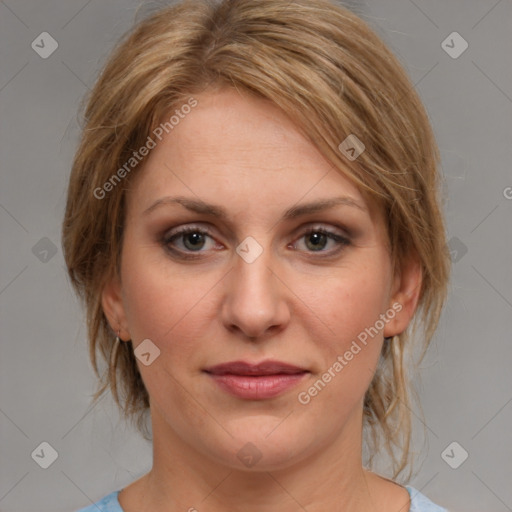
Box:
<box><xmin>74</xmin><ymin>490</ymin><xmax>122</xmax><ymax>512</ymax></box>
<box><xmin>406</xmin><ymin>486</ymin><xmax>448</xmax><ymax>512</ymax></box>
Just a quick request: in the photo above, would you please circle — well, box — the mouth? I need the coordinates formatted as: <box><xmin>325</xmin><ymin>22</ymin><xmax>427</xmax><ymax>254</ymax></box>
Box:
<box><xmin>203</xmin><ymin>360</ymin><xmax>310</xmax><ymax>400</ymax></box>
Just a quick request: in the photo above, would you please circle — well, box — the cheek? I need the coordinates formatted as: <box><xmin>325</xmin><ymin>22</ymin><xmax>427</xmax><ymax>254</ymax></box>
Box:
<box><xmin>119</xmin><ymin>247</ymin><xmax>213</xmax><ymax>415</ymax></box>
<box><xmin>303</xmin><ymin>263</ymin><xmax>391</xmax><ymax>352</ymax></box>
<box><xmin>120</xmin><ymin>241</ymin><xmax>218</xmax><ymax>353</ymax></box>
<box><xmin>295</xmin><ymin>273</ymin><xmax>389</xmax><ymax>415</ymax></box>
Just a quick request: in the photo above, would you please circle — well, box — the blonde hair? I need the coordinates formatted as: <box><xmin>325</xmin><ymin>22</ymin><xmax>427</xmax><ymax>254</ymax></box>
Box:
<box><xmin>62</xmin><ymin>0</ymin><xmax>450</xmax><ymax>481</ymax></box>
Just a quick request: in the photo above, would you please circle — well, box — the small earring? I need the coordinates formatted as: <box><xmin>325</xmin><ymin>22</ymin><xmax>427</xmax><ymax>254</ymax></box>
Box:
<box><xmin>115</xmin><ymin>329</ymin><xmax>121</xmax><ymax>343</ymax></box>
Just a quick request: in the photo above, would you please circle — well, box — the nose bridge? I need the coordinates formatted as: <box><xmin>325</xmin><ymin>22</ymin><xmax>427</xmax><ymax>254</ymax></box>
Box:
<box><xmin>221</xmin><ymin>235</ymin><xmax>289</xmax><ymax>339</ymax></box>
<box><xmin>233</xmin><ymin>237</ymin><xmax>276</xmax><ymax>311</ymax></box>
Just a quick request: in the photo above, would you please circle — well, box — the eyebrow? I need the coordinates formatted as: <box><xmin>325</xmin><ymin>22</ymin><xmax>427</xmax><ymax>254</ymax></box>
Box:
<box><xmin>143</xmin><ymin>195</ymin><xmax>367</xmax><ymax>219</ymax></box>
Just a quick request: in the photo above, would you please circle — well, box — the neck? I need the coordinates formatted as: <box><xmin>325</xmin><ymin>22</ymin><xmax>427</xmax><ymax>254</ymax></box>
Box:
<box><xmin>130</xmin><ymin>406</ymin><xmax>381</xmax><ymax>512</ymax></box>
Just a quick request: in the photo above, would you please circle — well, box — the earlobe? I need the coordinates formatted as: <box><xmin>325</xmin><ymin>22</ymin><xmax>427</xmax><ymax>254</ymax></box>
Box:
<box><xmin>383</xmin><ymin>253</ymin><xmax>422</xmax><ymax>338</ymax></box>
<box><xmin>101</xmin><ymin>275</ymin><xmax>130</xmax><ymax>341</ymax></box>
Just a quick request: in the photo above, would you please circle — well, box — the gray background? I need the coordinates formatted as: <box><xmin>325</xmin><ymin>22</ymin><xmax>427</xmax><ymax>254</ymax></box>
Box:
<box><xmin>1</xmin><ymin>1</ymin><xmax>511</xmax><ymax>511</ymax></box>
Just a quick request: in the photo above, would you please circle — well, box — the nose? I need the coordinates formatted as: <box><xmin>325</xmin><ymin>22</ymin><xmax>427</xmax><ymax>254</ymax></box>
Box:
<box><xmin>220</xmin><ymin>243</ymin><xmax>291</xmax><ymax>341</ymax></box>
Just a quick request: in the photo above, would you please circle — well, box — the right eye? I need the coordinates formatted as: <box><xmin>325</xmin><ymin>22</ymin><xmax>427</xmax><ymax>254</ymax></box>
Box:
<box><xmin>162</xmin><ymin>225</ymin><xmax>222</xmax><ymax>257</ymax></box>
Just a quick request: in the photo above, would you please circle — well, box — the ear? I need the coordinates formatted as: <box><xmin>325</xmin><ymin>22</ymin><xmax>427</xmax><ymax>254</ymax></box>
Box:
<box><xmin>101</xmin><ymin>275</ymin><xmax>131</xmax><ymax>341</ymax></box>
<box><xmin>383</xmin><ymin>251</ymin><xmax>423</xmax><ymax>338</ymax></box>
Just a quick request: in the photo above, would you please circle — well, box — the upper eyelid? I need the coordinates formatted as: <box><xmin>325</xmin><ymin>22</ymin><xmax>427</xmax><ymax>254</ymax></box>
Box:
<box><xmin>163</xmin><ymin>223</ymin><xmax>350</xmax><ymax>247</ymax></box>
<box><xmin>164</xmin><ymin>222</ymin><xmax>349</xmax><ymax>238</ymax></box>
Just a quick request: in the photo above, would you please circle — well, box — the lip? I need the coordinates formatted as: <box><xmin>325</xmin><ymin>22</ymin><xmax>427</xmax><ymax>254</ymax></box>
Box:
<box><xmin>203</xmin><ymin>360</ymin><xmax>309</xmax><ymax>400</ymax></box>
<box><xmin>204</xmin><ymin>360</ymin><xmax>307</xmax><ymax>376</ymax></box>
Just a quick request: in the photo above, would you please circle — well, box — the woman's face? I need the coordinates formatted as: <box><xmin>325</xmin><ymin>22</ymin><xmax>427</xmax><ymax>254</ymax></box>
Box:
<box><xmin>103</xmin><ymin>87</ymin><xmax>419</xmax><ymax>471</ymax></box>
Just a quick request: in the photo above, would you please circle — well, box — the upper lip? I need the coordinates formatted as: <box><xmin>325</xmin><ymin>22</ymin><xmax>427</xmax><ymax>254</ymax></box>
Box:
<box><xmin>203</xmin><ymin>360</ymin><xmax>308</xmax><ymax>376</ymax></box>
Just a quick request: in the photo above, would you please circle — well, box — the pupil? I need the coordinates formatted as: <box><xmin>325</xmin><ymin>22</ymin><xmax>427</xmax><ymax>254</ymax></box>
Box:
<box><xmin>185</xmin><ymin>232</ymin><xmax>204</xmax><ymax>250</ymax></box>
<box><xmin>307</xmin><ymin>232</ymin><xmax>326</xmax><ymax>250</ymax></box>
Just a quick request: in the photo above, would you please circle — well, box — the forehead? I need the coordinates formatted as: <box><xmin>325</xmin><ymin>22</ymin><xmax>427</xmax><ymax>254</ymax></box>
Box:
<box><xmin>126</xmin><ymin>88</ymin><xmax>380</xmax><ymax>223</ymax></box>
<box><xmin>159</xmin><ymin>88</ymin><xmax>333</xmax><ymax>180</ymax></box>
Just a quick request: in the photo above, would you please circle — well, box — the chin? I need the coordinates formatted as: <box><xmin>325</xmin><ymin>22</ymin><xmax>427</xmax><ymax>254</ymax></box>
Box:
<box><xmin>208</xmin><ymin>417</ymin><xmax>314</xmax><ymax>472</ymax></box>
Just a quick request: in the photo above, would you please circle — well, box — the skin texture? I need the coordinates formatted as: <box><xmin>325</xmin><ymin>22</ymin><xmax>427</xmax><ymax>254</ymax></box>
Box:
<box><xmin>102</xmin><ymin>87</ymin><xmax>422</xmax><ymax>512</ymax></box>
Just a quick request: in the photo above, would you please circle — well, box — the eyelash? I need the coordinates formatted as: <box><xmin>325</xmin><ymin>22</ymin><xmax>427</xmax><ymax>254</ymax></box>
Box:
<box><xmin>162</xmin><ymin>225</ymin><xmax>351</xmax><ymax>259</ymax></box>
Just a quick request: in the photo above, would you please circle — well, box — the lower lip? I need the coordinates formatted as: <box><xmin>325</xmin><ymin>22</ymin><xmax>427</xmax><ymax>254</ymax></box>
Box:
<box><xmin>206</xmin><ymin>372</ymin><xmax>308</xmax><ymax>400</ymax></box>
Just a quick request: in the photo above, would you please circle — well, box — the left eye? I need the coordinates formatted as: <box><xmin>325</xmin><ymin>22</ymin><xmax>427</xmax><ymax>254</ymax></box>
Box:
<box><xmin>164</xmin><ymin>227</ymin><xmax>216</xmax><ymax>252</ymax></box>
<box><xmin>292</xmin><ymin>228</ymin><xmax>351</xmax><ymax>253</ymax></box>
<box><xmin>163</xmin><ymin>226</ymin><xmax>350</xmax><ymax>255</ymax></box>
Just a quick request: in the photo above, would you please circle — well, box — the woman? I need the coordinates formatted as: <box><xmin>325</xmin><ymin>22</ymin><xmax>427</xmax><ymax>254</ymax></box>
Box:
<box><xmin>64</xmin><ymin>0</ymin><xmax>450</xmax><ymax>510</ymax></box>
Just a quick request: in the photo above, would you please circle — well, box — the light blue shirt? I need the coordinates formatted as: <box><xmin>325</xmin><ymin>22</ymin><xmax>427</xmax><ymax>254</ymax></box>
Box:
<box><xmin>75</xmin><ymin>485</ymin><xmax>448</xmax><ymax>511</ymax></box>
